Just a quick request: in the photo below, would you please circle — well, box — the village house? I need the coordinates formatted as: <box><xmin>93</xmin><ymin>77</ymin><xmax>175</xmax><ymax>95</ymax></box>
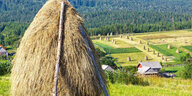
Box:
<box><xmin>137</xmin><ymin>61</ymin><xmax>162</xmax><ymax>75</ymax></box>
<box><xmin>0</xmin><ymin>45</ymin><xmax>8</xmax><ymax>57</ymax></box>
<box><xmin>102</xmin><ymin>65</ymin><xmax>114</xmax><ymax>72</ymax></box>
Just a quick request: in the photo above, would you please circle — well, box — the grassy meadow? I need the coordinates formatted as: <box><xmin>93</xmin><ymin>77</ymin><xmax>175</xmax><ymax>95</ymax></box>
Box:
<box><xmin>1</xmin><ymin>75</ymin><xmax>192</xmax><ymax>96</ymax></box>
<box><xmin>0</xmin><ymin>75</ymin><xmax>10</xmax><ymax>96</ymax></box>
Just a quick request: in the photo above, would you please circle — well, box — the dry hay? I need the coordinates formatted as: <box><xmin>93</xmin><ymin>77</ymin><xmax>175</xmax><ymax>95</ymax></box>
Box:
<box><xmin>140</xmin><ymin>35</ymin><xmax>175</xmax><ymax>40</ymax></box>
<box><xmin>110</xmin><ymin>32</ymin><xmax>113</xmax><ymax>36</ymax></box>
<box><xmin>11</xmin><ymin>0</ymin><xmax>106</xmax><ymax>96</ymax></box>
<box><xmin>127</xmin><ymin>57</ymin><xmax>131</xmax><ymax>61</ymax></box>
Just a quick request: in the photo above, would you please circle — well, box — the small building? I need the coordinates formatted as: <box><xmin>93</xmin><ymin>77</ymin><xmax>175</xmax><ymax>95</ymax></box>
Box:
<box><xmin>102</xmin><ymin>65</ymin><xmax>114</xmax><ymax>72</ymax></box>
<box><xmin>137</xmin><ymin>61</ymin><xmax>162</xmax><ymax>75</ymax></box>
<box><xmin>0</xmin><ymin>47</ymin><xmax>8</xmax><ymax>56</ymax></box>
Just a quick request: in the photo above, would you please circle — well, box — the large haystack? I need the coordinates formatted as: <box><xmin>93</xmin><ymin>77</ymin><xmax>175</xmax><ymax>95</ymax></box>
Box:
<box><xmin>11</xmin><ymin>0</ymin><xmax>107</xmax><ymax>96</ymax></box>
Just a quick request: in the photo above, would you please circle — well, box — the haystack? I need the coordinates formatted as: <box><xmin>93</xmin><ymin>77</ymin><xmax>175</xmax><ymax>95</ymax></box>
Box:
<box><xmin>11</xmin><ymin>0</ymin><xmax>107</xmax><ymax>96</ymax></box>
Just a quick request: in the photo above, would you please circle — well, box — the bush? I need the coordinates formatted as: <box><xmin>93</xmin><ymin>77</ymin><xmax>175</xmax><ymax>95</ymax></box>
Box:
<box><xmin>105</xmin><ymin>70</ymin><xmax>149</xmax><ymax>86</ymax></box>
<box><xmin>100</xmin><ymin>56</ymin><xmax>118</xmax><ymax>69</ymax></box>
<box><xmin>123</xmin><ymin>66</ymin><xmax>137</xmax><ymax>74</ymax></box>
<box><xmin>179</xmin><ymin>63</ymin><xmax>192</xmax><ymax>79</ymax></box>
<box><xmin>96</xmin><ymin>48</ymin><xmax>106</xmax><ymax>57</ymax></box>
<box><xmin>0</xmin><ymin>61</ymin><xmax>12</xmax><ymax>75</ymax></box>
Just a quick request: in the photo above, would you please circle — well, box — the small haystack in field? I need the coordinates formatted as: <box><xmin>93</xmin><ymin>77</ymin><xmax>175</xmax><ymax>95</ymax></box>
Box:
<box><xmin>107</xmin><ymin>33</ymin><xmax>109</xmax><ymax>36</ymax></box>
<box><xmin>145</xmin><ymin>56</ymin><xmax>148</xmax><ymax>60</ymax></box>
<box><xmin>139</xmin><ymin>40</ymin><xmax>142</xmax><ymax>44</ymax></box>
<box><xmin>157</xmin><ymin>53</ymin><xmax>160</xmax><ymax>57</ymax></box>
<box><xmin>127</xmin><ymin>57</ymin><xmax>131</xmax><ymax>61</ymax></box>
<box><xmin>143</xmin><ymin>45</ymin><xmax>146</xmax><ymax>50</ymax></box>
<box><xmin>168</xmin><ymin>45</ymin><xmax>171</xmax><ymax>49</ymax></box>
<box><xmin>100</xmin><ymin>37</ymin><xmax>102</xmax><ymax>40</ymax></box>
<box><xmin>120</xmin><ymin>35</ymin><xmax>122</xmax><ymax>38</ymax></box>
<box><xmin>176</xmin><ymin>49</ymin><xmax>180</xmax><ymax>53</ymax></box>
<box><xmin>125</xmin><ymin>36</ymin><xmax>129</xmax><ymax>39</ymax></box>
<box><xmin>130</xmin><ymin>37</ymin><xmax>133</xmax><ymax>41</ymax></box>
<box><xmin>161</xmin><ymin>56</ymin><xmax>164</xmax><ymax>60</ymax></box>
<box><xmin>110</xmin><ymin>32</ymin><xmax>113</xmax><ymax>36</ymax></box>
<box><xmin>11</xmin><ymin>0</ymin><xmax>107</xmax><ymax>96</ymax></box>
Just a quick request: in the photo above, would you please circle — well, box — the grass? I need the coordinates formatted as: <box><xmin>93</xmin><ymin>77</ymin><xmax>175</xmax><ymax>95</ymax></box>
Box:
<box><xmin>161</xmin><ymin>66</ymin><xmax>184</xmax><ymax>77</ymax></box>
<box><xmin>110</xmin><ymin>82</ymin><xmax>192</xmax><ymax>96</ymax></box>
<box><xmin>111</xmin><ymin>53</ymin><xmax>157</xmax><ymax>66</ymax></box>
<box><xmin>95</xmin><ymin>42</ymin><xmax>141</xmax><ymax>54</ymax></box>
<box><xmin>149</xmin><ymin>44</ymin><xmax>186</xmax><ymax>60</ymax></box>
<box><xmin>0</xmin><ymin>75</ymin><xmax>10</xmax><ymax>96</ymax></box>
<box><xmin>182</xmin><ymin>46</ymin><xmax>192</xmax><ymax>52</ymax></box>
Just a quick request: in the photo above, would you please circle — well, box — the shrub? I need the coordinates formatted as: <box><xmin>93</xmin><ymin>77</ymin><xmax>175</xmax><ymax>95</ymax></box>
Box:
<box><xmin>96</xmin><ymin>48</ymin><xmax>106</xmax><ymax>57</ymax></box>
<box><xmin>100</xmin><ymin>56</ymin><xmax>118</xmax><ymax>69</ymax></box>
<box><xmin>179</xmin><ymin>63</ymin><xmax>192</xmax><ymax>79</ymax></box>
<box><xmin>105</xmin><ymin>70</ymin><xmax>149</xmax><ymax>86</ymax></box>
<box><xmin>0</xmin><ymin>61</ymin><xmax>12</xmax><ymax>75</ymax></box>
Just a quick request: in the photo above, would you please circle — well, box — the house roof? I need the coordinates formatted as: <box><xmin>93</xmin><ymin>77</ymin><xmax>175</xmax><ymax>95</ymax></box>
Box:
<box><xmin>0</xmin><ymin>47</ymin><xmax>7</xmax><ymax>53</ymax></box>
<box><xmin>139</xmin><ymin>61</ymin><xmax>162</xmax><ymax>69</ymax></box>
<box><xmin>102</xmin><ymin>65</ymin><xmax>114</xmax><ymax>72</ymax></box>
<box><xmin>137</xmin><ymin>66</ymin><xmax>150</xmax><ymax>74</ymax></box>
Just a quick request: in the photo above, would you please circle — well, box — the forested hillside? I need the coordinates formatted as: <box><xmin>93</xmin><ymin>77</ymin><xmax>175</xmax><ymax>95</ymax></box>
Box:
<box><xmin>0</xmin><ymin>0</ymin><xmax>192</xmax><ymax>46</ymax></box>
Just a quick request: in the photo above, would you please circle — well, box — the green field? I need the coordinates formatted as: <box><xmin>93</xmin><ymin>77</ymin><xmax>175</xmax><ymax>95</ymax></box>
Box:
<box><xmin>149</xmin><ymin>44</ymin><xmax>186</xmax><ymax>60</ymax></box>
<box><xmin>161</xmin><ymin>66</ymin><xmax>184</xmax><ymax>77</ymax></box>
<box><xmin>95</xmin><ymin>42</ymin><xmax>141</xmax><ymax>54</ymax></box>
<box><xmin>0</xmin><ymin>75</ymin><xmax>10</xmax><ymax>96</ymax></box>
<box><xmin>182</xmin><ymin>46</ymin><xmax>192</xmax><ymax>52</ymax></box>
<box><xmin>110</xmin><ymin>83</ymin><xmax>192</xmax><ymax>96</ymax></box>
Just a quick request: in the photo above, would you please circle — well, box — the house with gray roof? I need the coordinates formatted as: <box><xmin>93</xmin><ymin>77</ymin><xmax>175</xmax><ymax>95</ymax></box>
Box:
<box><xmin>102</xmin><ymin>65</ymin><xmax>114</xmax><ymax>72</ymax></box>
<box><xmin>137</xmin><ymin>61</ymin><xmax>162</xmax><ymax>75</ymax></box>
<box><xmin>0</xmin><ymin>47</ymin><xmax>8</xmax><ymax>57</ymax></box>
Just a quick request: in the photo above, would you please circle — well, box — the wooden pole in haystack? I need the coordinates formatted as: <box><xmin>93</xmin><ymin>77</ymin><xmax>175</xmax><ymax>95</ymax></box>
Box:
<box><xmin>79</xmin><ymin>25</ymin><xmax>109</xmax><ymax>96</ymax></box>
<box><xmin>53</xmin><ymin>2</ymin><xmax>65</xmax><ymax>96</ymax></box>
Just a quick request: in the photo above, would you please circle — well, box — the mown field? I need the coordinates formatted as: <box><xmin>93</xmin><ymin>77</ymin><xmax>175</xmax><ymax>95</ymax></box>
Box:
<box><xmin>149</xmin><ymin>44</ymin><xmax>186</xmax><ymax>64</ymax></box>
<box><xmin>94</xmin><ymin>30</ymin><xmax>192</xmax><ymax>66</ymax></box>
<box><xmin>111</xmin><ymin>53</ymin><xmax>157</xmax><ymax>66</ymax></box>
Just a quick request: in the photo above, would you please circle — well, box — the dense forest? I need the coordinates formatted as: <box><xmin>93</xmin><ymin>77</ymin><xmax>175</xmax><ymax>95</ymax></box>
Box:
<box><xmin>0</xmin><ymin>0</ymin><xmax>192</xmax><ymax>46</ymax></box>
